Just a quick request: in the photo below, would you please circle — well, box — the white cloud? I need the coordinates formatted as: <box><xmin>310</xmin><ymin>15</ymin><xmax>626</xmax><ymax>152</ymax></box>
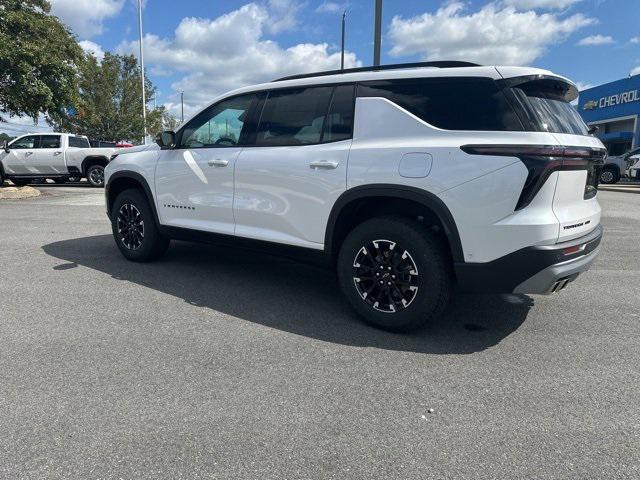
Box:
<box><xmin>631</xmin><ymin>66</ymin><xmax>640</xmax><ymax>77</ymax></box>
<box><xmin>577</xmin><ymin>34</ymin><xmax>614</xmax><ymax>46</ymax></box>
<box><xmin>388</xmin><ymin>2</ymin><xmax>595</xmax><ymax>65</ymax></box>
<box><xmin>117</xmin><ymin>3</ymin><xmax>361</xmax><ymax>117</ymax></box>
<box><xmin>49</xmin><ymin>0</ymin><xmax>124</xmax><ymax>38</ymax></box>
<box><xmin>503</xmin><ymin>0</ymin><xmax>581</xmax><ymax>9</ymax></box>
<box><xmin>78</xmin><ymin>40</ymin><xmax>105</xmax><ymax>61</ymax></box>
<box><xmin>575</xmin><ymin>81</ymin><xmax>594</xmax><ymax>91</ymax></box>
<box><xmin>630</xmin><ymin>37</ymin><xmax>640</xmax><ymax>44</ymax></box>
<box><xmin>316</xmin><ymin>2</ymin><xmax>348</xmax><ymax>13</ymax></box>
<box><xmin>266</xmin><ymin>0</ymin><xmax>302</xmax><ymax>34</ymax></box>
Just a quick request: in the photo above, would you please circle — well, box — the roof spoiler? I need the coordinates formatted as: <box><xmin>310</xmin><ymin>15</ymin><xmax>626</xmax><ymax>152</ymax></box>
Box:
<box><xmin>273</xmin><ymin>61</ymin><xmax>482</xmax><ymax>82</ymax></box>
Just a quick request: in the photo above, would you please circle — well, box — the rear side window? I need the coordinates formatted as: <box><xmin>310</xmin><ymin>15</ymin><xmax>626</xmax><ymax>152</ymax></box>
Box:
<box><xmin>323</xmin><ymin>85</ymin><xmax>355</xmax><ymax>142</ymax></box>
<box><xmin>510</xmin><ymin>80</ymin><xmax>588</xmax><ymax>135</ymax></box>
<box><xmin>69</xmin><ymin>136</ymin><xmax>90</xmax><ymax>148</ymax></box>
<box><xmin>357</xmin><ymin>77</ymin><xmax>523</xmax><ymax>131</ymax></box>
<box><xmin>256</xmin><ymin>86</ymin><xmax>334</xmax><ymax>146</ymax></box>
<box><xmin>39</xmin><ymin>135</ymin><xmax>61</xmax><ymax>148</ymax></box>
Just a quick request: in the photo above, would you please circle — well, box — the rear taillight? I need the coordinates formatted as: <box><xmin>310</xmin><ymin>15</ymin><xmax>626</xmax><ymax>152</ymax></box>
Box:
<box><xmin>460</xmin><ymin>145</ymin><xmax>606</xmax><ymax>210</ymax></box>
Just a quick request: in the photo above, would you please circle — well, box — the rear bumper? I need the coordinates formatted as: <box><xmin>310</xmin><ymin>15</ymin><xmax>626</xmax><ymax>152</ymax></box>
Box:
<box><xmin>455</xmin><ymin>225</ymin><xmax>603</xmax><ymax>294</ymax></box>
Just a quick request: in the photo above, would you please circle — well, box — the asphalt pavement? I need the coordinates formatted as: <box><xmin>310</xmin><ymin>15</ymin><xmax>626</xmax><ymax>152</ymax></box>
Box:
<box><xmin>0</xmin><ymin>185</ymin><xmax>638</xmax><ymax>479</ymax></box>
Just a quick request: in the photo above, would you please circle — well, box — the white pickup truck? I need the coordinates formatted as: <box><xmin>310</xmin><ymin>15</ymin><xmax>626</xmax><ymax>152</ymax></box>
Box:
<box><xmin>0</xmin><ymin>133</ymin><xmax>116</xmax><ymax>187</ymax></box>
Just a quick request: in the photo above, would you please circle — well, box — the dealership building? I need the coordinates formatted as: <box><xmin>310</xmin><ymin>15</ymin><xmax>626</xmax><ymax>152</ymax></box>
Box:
<box><xmin>577</xmin><ymin>74</ymin><xmax>640</xmax><ymax>156</ymax></box>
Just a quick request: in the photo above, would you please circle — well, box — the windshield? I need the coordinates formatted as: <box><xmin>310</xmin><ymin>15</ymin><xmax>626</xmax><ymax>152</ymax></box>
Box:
<box><xmin>509</xmin><ymin>79</ymin><xmax>589</xmax><ymax>135</ymax></box>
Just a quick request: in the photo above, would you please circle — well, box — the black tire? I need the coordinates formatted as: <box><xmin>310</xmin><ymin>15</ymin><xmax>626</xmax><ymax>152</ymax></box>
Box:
<box><xmin>0</xmin><ymin>169</ymin><xmax>5</xmax><ymax>186</ymax></box>
<box><xmin>337</xmin><ymin>216</ymin><xmax>452</xmax><ymax>332</ymax></box>
<box><xmin>599</xmin><ymin>166</ymin><xmax>620</xmax><ymax>184</ymax></box>
<box><xmin>10</xmin><ymin>178</ymin><xmax>31</xmax><ymax>186</ymax></box>
<box><xmin>86</xmin><ymin>164</ymin><xmax>105</xmax><ymax>187</ymax></box>
<box><xmin>111</xmin><ymin>188</ymin><xmax>170</xmax><ymax>262</ymax></box>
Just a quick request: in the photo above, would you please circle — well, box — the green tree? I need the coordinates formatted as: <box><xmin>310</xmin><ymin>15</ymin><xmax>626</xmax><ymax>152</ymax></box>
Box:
<box><xmin>0</xmin><ymin>0</ymin><xmax>83</xmax><ymax>122</ymax></box>
<box><xmin>53</xmin><ymin>52</ymin><xmax>166</xmax><ymax>142</ymax></box>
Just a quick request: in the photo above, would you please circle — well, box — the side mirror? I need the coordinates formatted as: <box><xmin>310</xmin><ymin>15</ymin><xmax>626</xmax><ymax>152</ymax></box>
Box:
<box><xmin>587</xmin><ymin>125</ymin><xmax>599</xmax><ymax>135</ymax></box>
<box><xmin>155</xmin><ymin>130</ymin><xmax>176</xmax><ymax>149</ymax></box>
<box><xmin>2</xmin><ymin>140</ymin><xmax>8</xmax><ymax>153</ymax></box>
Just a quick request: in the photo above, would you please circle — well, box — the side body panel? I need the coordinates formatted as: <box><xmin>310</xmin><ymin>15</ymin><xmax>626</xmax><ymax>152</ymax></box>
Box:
<box><xmin>347</xmin><ymin>97</ymin><xmax>565</xmax><ymax>263</ymax></box>
<box><xmin>155</xmin><ymin>147</ymin><xmax>240</xmax><ymax>235</ymax></box>
<box><xmin>234</xmin><ymin>140</ymin><xmax>351</xmax><ymax>248</ymax></box>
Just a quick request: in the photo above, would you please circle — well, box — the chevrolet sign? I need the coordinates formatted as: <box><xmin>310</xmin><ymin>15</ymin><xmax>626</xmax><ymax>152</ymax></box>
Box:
<box><xmin>584</xmin><ymin>89</ymin><xmax>640</xmax><ymax>110</ymax></box>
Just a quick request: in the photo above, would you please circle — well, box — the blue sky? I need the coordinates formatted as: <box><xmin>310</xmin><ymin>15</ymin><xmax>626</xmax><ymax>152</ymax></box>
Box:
<box><xmin>3</xmin><ymin>0</ymin><xmax>640</xmax><ymax>135</ymax></box>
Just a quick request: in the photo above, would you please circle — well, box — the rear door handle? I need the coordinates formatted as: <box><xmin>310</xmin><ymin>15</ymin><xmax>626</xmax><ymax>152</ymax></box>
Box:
<box><xmin>309</xmin><ymin>160</ymin><xmax>339</xmax><ymax>170</ymax></box>
<box><xmin>53</xmin><ymin>151</ymin><xmax>62</xmax><ymax>156</ymax></box>
<box><xmin>208</xmin><ymin>158</ymin><xmax>229</xmax><ymax>167</ymax></box>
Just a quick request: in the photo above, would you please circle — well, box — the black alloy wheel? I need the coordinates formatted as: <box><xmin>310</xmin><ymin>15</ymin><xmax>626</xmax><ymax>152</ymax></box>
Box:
<box><xmin>116</xmin><ymin>203</ymin><xmax>145</xmax><ymax>251</ymax></box>
<box><xmin>352</xmin><ymin>239</ymin><xmax>419</xmax><ymax>313</ymax></box>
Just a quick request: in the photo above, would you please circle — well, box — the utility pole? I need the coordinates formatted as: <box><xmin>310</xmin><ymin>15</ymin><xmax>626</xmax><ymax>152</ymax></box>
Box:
<box><xmin>341</xmin><ymin>10</ymin><xmax>346</xmax><ymax>70</ymax></box>
<box><xmin>137</xmin><ymin>0</ymin><xmax>147</xmax><ymax>144</ymax></box>
<box><xmin>373</xmin><ymin>0</ymin><xmax>382</xmax><ymax>67</ymax></box>
<box><xmin>180</xmin><ymin>91</ymin><xmax>184</xmax><ymax>123</ymax></box>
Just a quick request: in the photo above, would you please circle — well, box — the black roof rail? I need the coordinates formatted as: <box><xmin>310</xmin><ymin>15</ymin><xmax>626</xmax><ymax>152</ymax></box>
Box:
<box><xmin>273</xmin><ymin>61</ymin><xmax>482</xmax><ymax>82</ymax></box>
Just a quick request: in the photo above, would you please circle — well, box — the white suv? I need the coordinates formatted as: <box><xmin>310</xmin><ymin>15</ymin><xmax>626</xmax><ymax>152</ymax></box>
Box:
<box><xmin>105</xmin><ymin>61</ymin><xmax>605</xmax><ymax>331</ymax></box>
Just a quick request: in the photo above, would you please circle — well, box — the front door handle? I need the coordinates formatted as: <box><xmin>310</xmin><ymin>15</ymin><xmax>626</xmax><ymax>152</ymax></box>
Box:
<box><xmin>54</xmin><ymin>151</ymin><xmax>62</xmax><ymax>156</ymax></box>
<box><xmin>309</xmin><ymin>160</ymin><xmax>339</xmax><ymax>170</ymax></box>
<box><xmin>25</xmin><ymin>151</ymin><xmax>33</xmax><ymax>156</ymax></box>
<box><xmin>208</xmin><ymin>158</ymin><xmax>229</xmax><ymax>167</ymax></box>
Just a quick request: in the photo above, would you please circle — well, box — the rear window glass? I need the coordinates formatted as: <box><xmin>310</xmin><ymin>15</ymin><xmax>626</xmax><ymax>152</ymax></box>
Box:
<box><xmin>357</xmin><ymin>77</ymin><xmax>523</xmax><ymax>131</ymax></box>
<box><xmin>69</xmin><ymin>136</ymin><xmax>90</xmax><ymax>148</ymax></box>
<box><xmin>39</xmin><ymin>135</ymin><xmax>61</xmax><ymax>148</ymax></box>
<box><xmin>511</xmin><ymin>81</ymin><xmax>588</xmax><ymax>135</ymax></box>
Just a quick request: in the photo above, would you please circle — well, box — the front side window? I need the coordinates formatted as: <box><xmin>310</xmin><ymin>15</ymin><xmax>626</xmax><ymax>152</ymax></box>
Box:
<box><xmin>357</xmin><ymin>77</ymin><xmax>523</xmax><ymax>131</ymax></box>
<box><xmin>180</xmin><ymin>94</ymin><xmax>255</xmax><ymax>148</ymax></box>
<box><xmin>39</xmin><ymin>135</ymin><xmax>61</xmax><ymax>149</ymax></box>
<box><xmin>256</xmin><ymin>86</ymin><xmax>334</xmax><ymax>146</ymax></box>
<box><xmin>69</xmin><ymin>136</ymin><xmax>90</xmax><ymax>148</ymax></box>
<box><xmin>11</xmin><ymin>135</ymin><xmax>38</xmax><ymax>149</ymax></box>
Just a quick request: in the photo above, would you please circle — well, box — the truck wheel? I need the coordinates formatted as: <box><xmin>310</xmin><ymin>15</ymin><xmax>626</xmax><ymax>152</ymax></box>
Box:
<box><xmin>111</xmin><ymin>188</ymin><xmax>170</xmax><ymax>262</ymax></box>
<box><xmin>11</xmin><ymin>178</ymin><xmax>31</xmax><ymax>186</ymax></box>
<box><xmin>337</xmin><ymin>216</ymin><xmax>452</xmax><ymax>332</ymax></box>
<box><xmin>0</xmin><ymin>170</ymin><xmax>5</xmax><ymax>186</ymax></box>
<box><xmin>86</xmin><ymin>165</ymin><xmax>105</xmax><ymax>187</ymax></box>
<box><xmin>599</xmin><ymin>166</ymin><xmax>620</xmax><ymax>184</ymax></box>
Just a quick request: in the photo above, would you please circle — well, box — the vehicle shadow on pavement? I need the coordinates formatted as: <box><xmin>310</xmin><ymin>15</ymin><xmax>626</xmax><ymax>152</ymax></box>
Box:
<box><xmin>42</xmin><ymin>235</ymin><xmax>533</xmax><ymax>354</ymax></box>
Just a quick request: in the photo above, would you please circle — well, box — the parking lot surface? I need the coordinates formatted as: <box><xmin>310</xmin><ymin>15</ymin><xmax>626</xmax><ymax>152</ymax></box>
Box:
<box><xmin>1</xmin><ymin>185</ymin><xmax>639</xmax><ymax>479</ymax></box>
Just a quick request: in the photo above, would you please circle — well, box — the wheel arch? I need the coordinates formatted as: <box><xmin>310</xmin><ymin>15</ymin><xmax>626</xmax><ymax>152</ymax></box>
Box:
<box><xmin>325</xmin><ymin>184</ymin><xmax>464</xmax><ymax>263</ymax></box>
<box><xmin>106</xmin><ymin>171</ymin><xmax>159</xmax><ymax>227</ymax></box>
<box><xmin>82</xmin><ymin>156</ymin><xmax>109</xmax><ymax>176</ymax></box>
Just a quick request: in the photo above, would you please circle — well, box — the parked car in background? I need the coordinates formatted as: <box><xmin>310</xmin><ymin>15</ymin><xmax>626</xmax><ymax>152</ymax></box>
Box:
<box><xmin>105</xmin><ymin>61</ymin><xmax>604</xmax><ymax>331</ymax></box>
<box><xmin>628</xmin><ymin>153</ymin><xmax>640</xmax><ymax>180</ymax></box>
<box><xmin>0</xmin><ymin>133</ymin><xmax>115</xmax><ymax>187</ymax></box>
<box><xmin>600</xmin><ymin>147</ymin><xmax>640</xmax><ymax>184</ymax></box>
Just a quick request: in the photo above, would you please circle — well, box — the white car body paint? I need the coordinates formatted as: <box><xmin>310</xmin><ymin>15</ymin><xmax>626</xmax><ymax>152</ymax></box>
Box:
<box><xmin>105</xmin><ymin>64</ymin><xmax>604</xmax><ymax>269</ymax></box>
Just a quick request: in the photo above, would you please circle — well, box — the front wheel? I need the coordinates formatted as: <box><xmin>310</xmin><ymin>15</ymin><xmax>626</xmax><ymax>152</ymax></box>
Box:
<box><xmin>337</xmin><ymin>216</ymin><xmax>452</xmax><ymax>332</ymax></box>
<box><xmin>111</xmin><ymin>188</ymin><xmax>170</xmax><ymax>262</ymax></box>
<box><xmin>86</xmin><ymin>165</ymin><xmax>105</xmax><ymax>187</ymax></box>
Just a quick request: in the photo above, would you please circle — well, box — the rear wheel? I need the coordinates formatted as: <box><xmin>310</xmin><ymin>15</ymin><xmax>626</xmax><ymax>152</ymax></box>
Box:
<box><xmin>600</xmin><ymin>166</ymin><xmax>620</xmax><ymax>184</ymax></box>
<box><xmin>86</xmin><ymin>165</ymin><xmax>105</xmax><ymax>187</ymax></box>
<box><xmin>111</xmin><ymin>188</ymin><xmax>170</xmax><ymax>262</ymax></box>
<box><xmin>337</xmin><ymin>216</ymin><xmax>452</xmax><ymax>332</ymax></box>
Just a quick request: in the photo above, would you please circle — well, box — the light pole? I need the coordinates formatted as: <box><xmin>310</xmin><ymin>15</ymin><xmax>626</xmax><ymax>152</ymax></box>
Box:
<box><xmin>180</xmin><ymin>91</ymin><xmax>184</xmax><ymax>123</ymax></box>
<box><xmin>341</xmin><ymin>10</ymin><xmax>346</xmax><ymax>70</ymax></box>
<box><xmin>373</xmin><ymin>0</ymin><xmax>382</xmax><ymax>67</ymax></box>
<box><xmin>137</xmin><ymin>0</ymin><xmax>147</xmax><ymax>144</ymax></box>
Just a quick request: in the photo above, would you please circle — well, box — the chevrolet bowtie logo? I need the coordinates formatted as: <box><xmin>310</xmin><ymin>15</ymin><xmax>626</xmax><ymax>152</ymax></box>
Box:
<box><xmin>583</xmin><ymin>100</ymin><xmax>598</xmax><ymax>110</ymax></box>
